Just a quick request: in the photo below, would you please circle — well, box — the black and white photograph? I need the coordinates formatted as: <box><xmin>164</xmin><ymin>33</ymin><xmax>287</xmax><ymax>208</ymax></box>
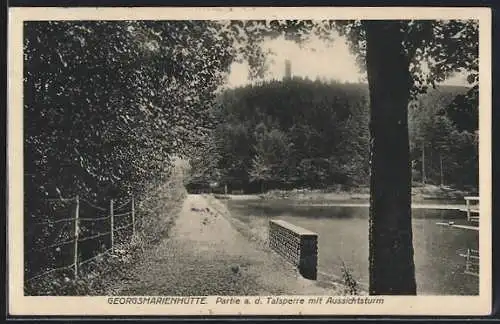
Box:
<box><xmin>8</xmin><ymin>7</ymin><xmax>491</xmax><ymax>316</ymax></box>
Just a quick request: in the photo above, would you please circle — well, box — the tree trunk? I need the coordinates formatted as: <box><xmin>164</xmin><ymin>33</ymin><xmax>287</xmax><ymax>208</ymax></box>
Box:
<box><xmin>364</xmin><ymin>20</ymin><xmax>417</xmax><ymax>295</ymax></box>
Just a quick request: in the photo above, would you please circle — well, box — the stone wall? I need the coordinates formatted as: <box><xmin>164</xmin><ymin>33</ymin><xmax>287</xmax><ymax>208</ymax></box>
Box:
<box><xmin>268</xmin><ymin>220</ymin><xmax>318</xmax><ymax>280</ymax></box>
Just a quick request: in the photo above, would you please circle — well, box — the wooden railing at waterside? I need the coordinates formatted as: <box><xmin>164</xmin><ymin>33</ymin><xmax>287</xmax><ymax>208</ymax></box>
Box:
<box><xmin>459</xmin><ymin>248</ymin><xmax>479</xmax><ymax>277</ymax></box>
<box><xmin>463</xmin><ymin>196</ymin><xmax>480</xmax><ymax>222</ymax></box>
<box><xmin>437</xmin><ymin>195</ymin><xmax>480</xmax><ymax>230</ymax></box>
<box><xmin>25</xmin><ymin>195</ymin><xmax>136</xmax><ymax>283</ymax></box>
<box><xmin>460</xmin><ymin>196</ymin><xmax>480</xmax><ymax>277</ymax></box>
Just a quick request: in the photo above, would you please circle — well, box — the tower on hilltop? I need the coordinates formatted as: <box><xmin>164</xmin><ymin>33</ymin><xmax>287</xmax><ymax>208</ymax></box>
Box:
<box><xmin>284</xmin><ymin>60</ymin><xmax>292</xmax><ymax>79</ymax></box>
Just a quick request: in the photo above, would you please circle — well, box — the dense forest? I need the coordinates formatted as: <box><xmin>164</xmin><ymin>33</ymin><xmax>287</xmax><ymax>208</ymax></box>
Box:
<box><xmin>187</xmin><ymin>77</ymin><xmax>478</xmax><ymax>193</ymax></box>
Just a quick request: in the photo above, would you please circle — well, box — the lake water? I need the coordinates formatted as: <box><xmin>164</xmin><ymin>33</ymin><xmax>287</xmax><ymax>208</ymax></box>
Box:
<box><xmin>225</xmin><ymin>199</ymin><xmax>479</xmax><ymax>296</ymax></box>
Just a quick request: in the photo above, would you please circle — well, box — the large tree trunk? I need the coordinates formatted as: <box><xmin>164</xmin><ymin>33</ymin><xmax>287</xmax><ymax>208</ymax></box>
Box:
<box><xmin>364</xmin><ymin>20</ymin><xmax>417</xmax><ymax>295</ymax></box>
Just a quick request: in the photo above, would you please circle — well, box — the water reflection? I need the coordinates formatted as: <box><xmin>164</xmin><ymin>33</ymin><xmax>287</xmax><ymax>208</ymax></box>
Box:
<box><xmin>234</xmin><ymin>201</ymin><xmax>466</xmax><ymax>220</ymax></box>
<box><xmin>226</xmin><ymin>199</ymin><xmax>479</xmax><ymax>296</ymax></box>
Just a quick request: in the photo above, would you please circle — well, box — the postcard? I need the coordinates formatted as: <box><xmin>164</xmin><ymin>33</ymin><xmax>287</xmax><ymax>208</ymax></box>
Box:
<box><xmin>8</xmin><ymin>6</ymin><xmax>492</xmax><ymax>316</ymax></box>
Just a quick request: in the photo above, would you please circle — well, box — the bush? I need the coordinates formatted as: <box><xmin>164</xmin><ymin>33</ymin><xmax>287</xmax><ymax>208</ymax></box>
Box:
<box><xmin>340</xmin><ymin>261</ymin><xmax>359</xmax><ymax>296</ymax></box>
<box><xmin>137</xmin><ymin>174</ymin><xmax>186</xmax><ymax>244</ymax></box>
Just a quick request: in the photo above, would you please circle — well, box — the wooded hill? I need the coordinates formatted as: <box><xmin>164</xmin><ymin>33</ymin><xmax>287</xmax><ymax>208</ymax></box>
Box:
<box><xmin>187</xmin><ymin>77</ymin><xmax>478</xmax><ymax>193</ymax></box>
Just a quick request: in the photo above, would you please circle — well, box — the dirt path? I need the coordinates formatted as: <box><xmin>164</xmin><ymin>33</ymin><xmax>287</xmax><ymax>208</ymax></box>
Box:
<box><xmin>108</xmin><ymin>194</ymin><xmax>337</xmax><ymax>296</ymax></box>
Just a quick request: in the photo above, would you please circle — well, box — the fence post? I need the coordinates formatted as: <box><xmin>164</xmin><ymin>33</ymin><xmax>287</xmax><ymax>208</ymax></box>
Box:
<box><xmin>466</xmin><ymin>198</ymin><xmax>470</xmax><ymax>221</ymax></box>
<box><xmin>73</xmin><ymin>195</ymin><xmax>80</xmax><ymax>279</ymax></box>
<box><xmin>465</xmin><ymin>249</ymin><xmax>470</xmax><ymax>272</ymax></box>
<box><xmin>131</xmin><ymin>195</ymin><xmax>135</xmax><ymax>239</ymax></box>
<box><xmin>110</xmin><ymin>199</ymin><xmax>114</xmax><ymax>252</ymax></box>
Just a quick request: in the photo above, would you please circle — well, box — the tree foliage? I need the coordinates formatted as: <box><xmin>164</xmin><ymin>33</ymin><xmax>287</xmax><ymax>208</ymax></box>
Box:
<box><xmin>188</xmin><ymin>78</ymin><xmax>371</xmax><ymax>192</ymax></box>
<box><xmin>335</xmin><ymin>19</ymin><xmax>478</xmax><ymax>95</ymax></box>
<box><xmin>408</xmin><ymin>85</ymin><xmax>478</xmax><ymax>187</ymax></box>
<box><xmin>24</xmin><ymin>20</ymin><xmax>236</xmax><ymax>277</ymax></box>
<box><xmin>187</xmin><ymin>79</ymin><xmax>477</xmax><ymax>193</ymax></box>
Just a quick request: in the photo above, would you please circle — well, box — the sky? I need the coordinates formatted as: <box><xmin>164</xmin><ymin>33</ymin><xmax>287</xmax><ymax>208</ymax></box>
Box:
<box><xmin>225</xmin><ymin>33</ymin><xmax>469</xmax><ymax>88</ymax></box>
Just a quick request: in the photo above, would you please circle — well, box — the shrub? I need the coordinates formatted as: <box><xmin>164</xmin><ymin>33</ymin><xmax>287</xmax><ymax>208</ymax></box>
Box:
<box><xmin>340</xmin><ymin>261</ymin><xmax>359</xmax><ymax>296</ymax></box>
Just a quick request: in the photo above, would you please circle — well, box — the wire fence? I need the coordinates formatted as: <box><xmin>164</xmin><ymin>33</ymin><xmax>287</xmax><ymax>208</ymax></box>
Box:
<box><xmin>25</xmin><ymin>195</ymin><xmax>136</xmax><ymax>283</ymax></box>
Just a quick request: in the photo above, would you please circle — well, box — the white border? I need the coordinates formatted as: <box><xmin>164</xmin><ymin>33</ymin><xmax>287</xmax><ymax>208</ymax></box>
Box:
<box><xmin>8</xmin><ymin>6</ymin><xmax>492</xmax><ymax>316</ymax></box>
